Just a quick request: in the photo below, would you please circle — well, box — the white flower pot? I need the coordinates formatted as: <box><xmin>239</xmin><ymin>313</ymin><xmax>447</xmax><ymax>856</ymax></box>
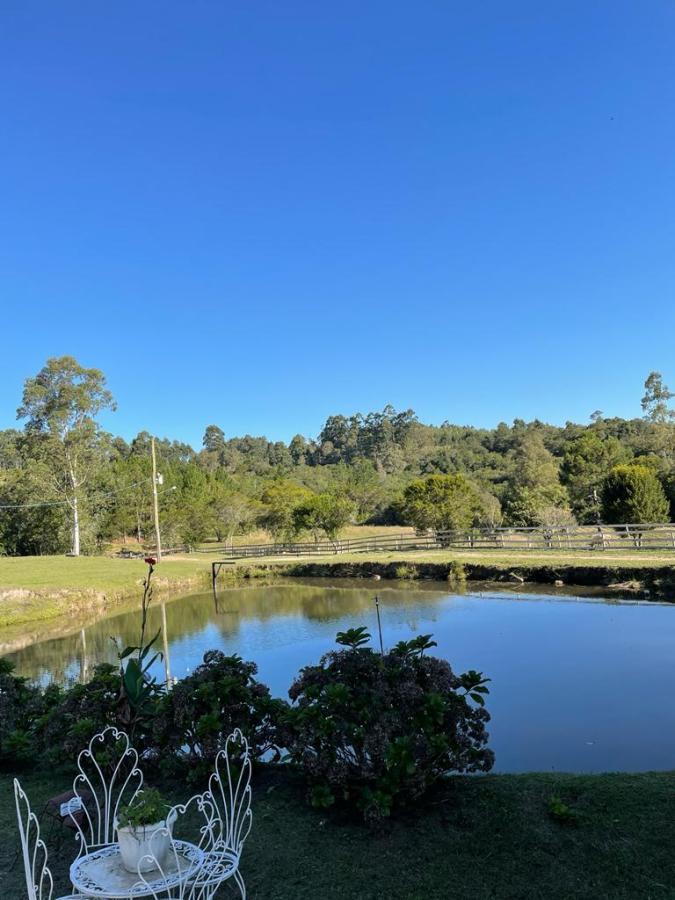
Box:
<box><xmin>117</xmin><ymin>819</ymin><xmax>172</xmax><ymax>873</ymax></box>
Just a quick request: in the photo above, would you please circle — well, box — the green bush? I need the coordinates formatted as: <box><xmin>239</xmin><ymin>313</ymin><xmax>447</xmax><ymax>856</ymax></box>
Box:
<box><xmin>279</xmin><ymin>630</ymin><xmax>494</xmax><ymax>823</ymax></box>
<box><xmin>153</xmin><ymin>650</ymin><xmax>285</xmax><ymax>781</ymax></box>
<box><xmin>117</xmin><ymin>788</ymin><xmax>169</xmax><ymax>828</ymax></box>
<box><xmin>601</xmin><ymin>464</ymin><xmax>670</xmax><ymax>524</ymax></box>
<box><xmin>446</xmin><ymin>561</ymin><xmax>466</xmax><ymax>587</ymax></box>
<box><xmin>0</xmin><ymin>659</ymin><xmax>58</xmax><ymax>768</ymax></box>
<box><xmin>37</xmin><ymin>663</ymin><xmax>131</xmax><ymax>763</ymax></box>
<box><xmin>394</xmin><ymin>564</ymin><xmax>417</xmax><ymax>580</ymax></box>
<box><xmin>400</xmin><ymin>474</ymin><xmax>486</xmax><ymax>532</ymax></box>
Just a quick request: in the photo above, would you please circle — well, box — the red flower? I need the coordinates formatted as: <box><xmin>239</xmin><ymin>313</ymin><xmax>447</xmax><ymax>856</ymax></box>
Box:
<box><xmin>144</xmin><ymin>556</ymin><xmax>157</xmax><ymax>566</ymax></box>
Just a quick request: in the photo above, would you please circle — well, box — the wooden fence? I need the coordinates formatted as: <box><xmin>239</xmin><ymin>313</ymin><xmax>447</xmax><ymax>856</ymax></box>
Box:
<box><xmin>192</xmin><ymin>523</ymin><xmax>675</xmax><ymax>560</ymax></box>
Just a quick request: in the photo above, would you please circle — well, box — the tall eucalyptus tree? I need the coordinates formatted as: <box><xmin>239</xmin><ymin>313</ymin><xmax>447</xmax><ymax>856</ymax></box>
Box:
<box><xmin>17</xmin><ymin>356</ymin><xmax>116</xmax><ymax>555</ymax></box>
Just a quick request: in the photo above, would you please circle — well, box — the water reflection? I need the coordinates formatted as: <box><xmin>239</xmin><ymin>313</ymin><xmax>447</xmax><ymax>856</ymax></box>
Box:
<box><xmin>4</xmin><ymin>581</ymin><xmax>451</xmax><ymax>686</ymax></box>
<box><xmin>3</xmin><ymin>580</ymin><xmax>675</xmax><ymax>775</ymax></box>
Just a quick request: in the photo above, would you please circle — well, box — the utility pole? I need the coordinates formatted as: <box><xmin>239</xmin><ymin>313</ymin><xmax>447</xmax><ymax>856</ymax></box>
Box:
<box><xmin>151</xmin><ymin>436</ymin><xmax>162</xmax><ymax>562</ymax></box>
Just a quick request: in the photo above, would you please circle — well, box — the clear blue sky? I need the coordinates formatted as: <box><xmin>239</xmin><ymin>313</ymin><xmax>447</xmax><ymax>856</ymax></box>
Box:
<box><xmin>1</xmin><ymin>1</ymin><xmax>674</xmax><ymax>447</ymax></box>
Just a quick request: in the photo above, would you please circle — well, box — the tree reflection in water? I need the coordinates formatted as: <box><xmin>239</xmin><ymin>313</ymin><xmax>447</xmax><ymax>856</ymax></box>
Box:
<box><xmin>3</xmin><ymin>579</ymin><xmax>452</xmax><ymax>686</ymax></box>
<box><xmin>5</xmin><ymin>581</ymin><xmax>675</xmax><ymax>774</ymax></box>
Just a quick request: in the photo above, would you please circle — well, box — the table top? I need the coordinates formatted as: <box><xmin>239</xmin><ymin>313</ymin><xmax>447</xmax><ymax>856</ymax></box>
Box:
<box><xmin>69</xmin><ymin>840</ymin><xmax>203</xmax><ymax>898</ymax></box>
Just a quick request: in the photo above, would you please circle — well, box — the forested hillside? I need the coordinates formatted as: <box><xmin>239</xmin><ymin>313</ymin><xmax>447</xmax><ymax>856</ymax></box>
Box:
<box><xmin>1</xmin><ymin>358</ymin><xmax>674</xmax><ymax>555</ymax></box>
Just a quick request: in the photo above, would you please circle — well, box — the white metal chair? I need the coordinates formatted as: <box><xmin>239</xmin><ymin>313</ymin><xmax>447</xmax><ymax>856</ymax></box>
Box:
<box><xmin>135</xmin><ymin>792</ymin><xmax>221</xmax><ymax>900</ymax></box>
<box><xmin>68</xmin><ymin>726</ymin><xmax>144</xmax><ymax>855</ymax></box>
<box><xmin>13</xmin><ymin>778</ymin><xmax>87</xmax><ymax>900</ymax></box>
<box><xmin>202</xmin><ymin>728</ymin><xmax>253</xmax><ymax>899</ymax></box>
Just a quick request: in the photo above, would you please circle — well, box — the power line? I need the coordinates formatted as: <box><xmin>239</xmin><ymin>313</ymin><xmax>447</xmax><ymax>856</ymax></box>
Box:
<box><xmin>0</xmin><ymin>477</ymin><xmax>175</xmax><ymax>511</ymax></box>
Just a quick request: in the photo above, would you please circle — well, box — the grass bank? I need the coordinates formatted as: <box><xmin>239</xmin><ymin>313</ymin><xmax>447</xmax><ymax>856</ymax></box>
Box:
<box><xmin>213</xmin><ymin>547</ymin><xmax>675</xmax><ymax>599</ymax></box>
<box><xmin>2</xmin><ymin>767</ymin><xmax>674</xmax><ymax>899</ymax></box>
<box><xmin>3</xmin><ymin>546</ymin><xmax>675</xmax><ymax>635</ymax></box>
<box><xmin>233</xmin><ymin>547</ymin><xmax>675</xmax><ymax>569</ymax></box>
<box><xmin>0</xmin><ymin>555</ymin><xmax>213</xmax><ymax>632</ymax></box>
<box><xmin>277</xmin><ymin>555</ymin><xmax>675</xmax><ymax>598</ymax></box>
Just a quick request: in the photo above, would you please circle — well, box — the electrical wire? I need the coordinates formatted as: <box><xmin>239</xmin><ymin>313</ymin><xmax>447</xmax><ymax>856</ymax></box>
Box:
<box><xmin>0</xmin><ymin>477</ymin><xmax>174</xmax><ymax>510</ymax></box>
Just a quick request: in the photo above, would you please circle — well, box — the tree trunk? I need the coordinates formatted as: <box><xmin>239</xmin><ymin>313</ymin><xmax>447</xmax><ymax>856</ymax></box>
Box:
<box><xmin>72</xmin><ymin>494</ymin><xmax>81</xmax><ymax>556</ymax></box>
<box><xmin>66</xmin><ymin>452</ymin><xmax>81</xmax><ymax>556</ymax></box>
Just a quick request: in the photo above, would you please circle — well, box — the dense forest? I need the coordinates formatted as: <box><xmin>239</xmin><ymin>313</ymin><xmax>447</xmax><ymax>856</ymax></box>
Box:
<box><xmin>1</xmin><ymin>357</ymin><xmax>674</xmax><ymax>556</ymax></box>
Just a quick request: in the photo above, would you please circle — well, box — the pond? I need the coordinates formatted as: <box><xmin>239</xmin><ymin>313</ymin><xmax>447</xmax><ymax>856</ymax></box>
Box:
<box><xmin>4</xmin><ymin>579</ymin><xmax>675</xmax><ymax>775</ymax></box>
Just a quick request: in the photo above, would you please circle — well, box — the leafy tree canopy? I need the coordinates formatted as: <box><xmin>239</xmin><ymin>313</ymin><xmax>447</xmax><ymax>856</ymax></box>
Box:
<box><xmin>400</xmin><ymin>474</ymin><xmax>485</xmax><ymax>532</ymax></box>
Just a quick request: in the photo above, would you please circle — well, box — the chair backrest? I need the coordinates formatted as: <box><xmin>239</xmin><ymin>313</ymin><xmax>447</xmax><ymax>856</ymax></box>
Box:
<box><xmin>207</xmin><ymin>728</ymin><xmax>252</xmax><ymax>857</ymax></box>
<box><xmin>70</xmin><ymin>725</ymin><xmax>143</xmax><ymax>852</ymax></box>
<box><xmin>13</xmin><ymin>779</ymin><xmax>54</xmax><ymax>900</ymax></box>
<box><xmin>136</xmin><ymin>793</ymin><xmax>219</xmax><ymax>900</ymax></box>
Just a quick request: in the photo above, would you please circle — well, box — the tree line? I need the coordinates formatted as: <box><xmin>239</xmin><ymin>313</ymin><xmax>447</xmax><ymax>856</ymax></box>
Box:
<box><xmin>0</xmin><ymin>356</ymin><xmax>674</xmax><ymax>555</ymax></box>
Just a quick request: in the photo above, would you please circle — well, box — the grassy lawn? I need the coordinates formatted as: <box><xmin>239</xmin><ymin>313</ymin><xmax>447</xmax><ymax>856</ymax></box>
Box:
<box><xmin>0</xmin><ymin>555</ymin><xmax>213</xmax><ymax>630</ymax></box>
<box><xmin>2</xmin><ymin>767</ymin><xmax>674</xmax><ymax>899</ymax></box>
<box><xmin>2</xmin><ymin>543</ymin><xmax>674</xmax><ymax>633</ymax></box>
<box><xmin>228</xmin><ymin>546</ymin><xmax>675</xmax><ymax>568</ymax></box>
<box><xmin>0</xmin><ymin>554</ymin><xmax>211</xmax><ymax>591</ymax></box>
<box><xmin>196</xmin><ymin>524</ymin><xmax>414</xmax><ymax>549</ymax></box>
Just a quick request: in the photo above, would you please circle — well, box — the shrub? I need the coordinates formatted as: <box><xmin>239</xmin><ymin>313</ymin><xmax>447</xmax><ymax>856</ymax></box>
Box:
<box><xmin>37</xmin><ymin>663</ymin><xmax>132</xmax><ymax>763</ymax></box>
<box><xmin>446</xmin><ymin>561</ymin><xmax>466</xmax><ymax>587</ymax></box>
<box><xmin>293</xmin><ymin>492</ymin><xmax>355</xmax><ymax>542</ymax></box>
<box><xmin>394</xmin><ymin>564</ymin><xmax>417</xmax><ymax>580</ymax></box>
<box><xmin>34</xmin><ymin>560</ymin><xmax>164</xmax><ymax>765</ymax></box>
<box><xmin>0</xmin><ymin>659</ymin><xmax>58</xmax><ymax>768</ymax></box>
<box><xmin>601</xmin><ymin>464</ymin><xmax>670</xmax><ymax>524</ymax></box>
<box><xmin>400</xmin><ymin>473</ymin><xmax>486</xmax><ymax>532</ymax></box>
<box><xmin>280</xmin><ymin>630</ymin><xmax>494</xmax><ymax>823</ymax></box>
<box><xmin>548</xmin><ymin>795</ymin><xmax>581</xmax><ymax>826</ymax></box>
<box><xmin>153</xmin><ymin>650</ymin><xmax>285</xmax><ymax>781</ymax></box>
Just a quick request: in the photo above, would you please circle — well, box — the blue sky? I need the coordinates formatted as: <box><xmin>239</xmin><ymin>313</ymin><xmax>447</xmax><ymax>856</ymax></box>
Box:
<box><xmin>1</xmin><ymin>1</ymin><xmax>674</xmax><ymax>447</ymax></box>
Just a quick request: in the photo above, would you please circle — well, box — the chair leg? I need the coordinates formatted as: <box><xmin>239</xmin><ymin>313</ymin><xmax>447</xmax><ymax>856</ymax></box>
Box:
<box><xmin>233</xmin><ymin>869</ymin><xmax>246</xmax><ymax>899</ymax></box>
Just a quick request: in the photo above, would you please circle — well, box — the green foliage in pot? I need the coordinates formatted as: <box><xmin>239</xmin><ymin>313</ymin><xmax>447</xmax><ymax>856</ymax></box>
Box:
<box><xmin>117</xmin><ymin>788</ymin><xmax>168</xmax><ymax>829</ymax></box>
<box><xmin>279</xmin><ymin>628</ymin><xmax>494</xmax><ymax>824</ymax></box>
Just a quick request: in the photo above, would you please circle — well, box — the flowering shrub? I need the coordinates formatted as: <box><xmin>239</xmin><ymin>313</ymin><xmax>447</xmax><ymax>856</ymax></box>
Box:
<box><xmin>153</xmin><ymin>650</ymin><xmax>285</xmax><ymax>781</ymax></box>
<box><xmin>279</xmin><ymin>629</ymin><xmax>494</xmax><ymax>823</ymax></box>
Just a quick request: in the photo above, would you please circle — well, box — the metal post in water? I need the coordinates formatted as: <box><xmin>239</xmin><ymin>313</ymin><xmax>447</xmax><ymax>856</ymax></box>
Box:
<box><xmin>375</xmin><ymin>595</ymin><xmax>384</xmax><ymax>654</ymax></box>
<box><xmin>80</xmin><ymin>628</ymin><xmax>88</xmax><ymax>684</ymax></box>
<box><xmin>161</xmin><ymin>602</ymin><xmax>172</xmax><ymax>686</ymax></box>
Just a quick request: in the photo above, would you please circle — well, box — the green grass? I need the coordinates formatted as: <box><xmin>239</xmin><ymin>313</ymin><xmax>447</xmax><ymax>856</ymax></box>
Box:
<box><xmin>0</xmin><ymin>555</ymin><xmax>213</xmax><ymax>630</ymax></box>
<box><xmin>229</xmin><ymin>546</ymin><xmax>675</xmax><ymax>567</ymax></box>
<box><xmin>2</xmin><ymin>767</ymin><xmax>674</xmax><ymax>899</ymax></box>
<box><xmin>199</xmin><ymin>524</ymin><xmax>415</xmax><ymax>548</ymax></box>
<box><xmin>2</xmin><ymin>542</ymin><xmax>673</xmax><ymax>633</ymax></box>
<box><xmin>0</xmin><ymin>554</ymin><xmax>211</xmax><ymax>591</ymax></box>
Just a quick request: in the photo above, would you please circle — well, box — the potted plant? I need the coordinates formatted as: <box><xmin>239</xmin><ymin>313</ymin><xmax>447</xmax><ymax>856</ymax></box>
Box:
<box><xmin>115</xmin><ymin>788</ymin><xmax>173</xmax><ymax>873</ymax></box>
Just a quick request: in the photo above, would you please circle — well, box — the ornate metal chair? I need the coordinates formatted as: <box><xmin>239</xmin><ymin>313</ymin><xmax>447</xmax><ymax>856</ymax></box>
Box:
<box><xmin>135</xmin><ymin>792</ymin><xmax>221</xmax><ymax>900</ymax></box>
<box><xmin>201</xmin><ymin>728</ymin><xmax>253</xmax><ymax>899</ymax></box>
<box><xmin>68</xmin><ymin>726</ymin><xmax>144</xmax><ymax>855</ymax></box>
<box><xmin>13</xmin><ymin>778</ymin><xmax>87</xmax><ymax>900</ymax></box>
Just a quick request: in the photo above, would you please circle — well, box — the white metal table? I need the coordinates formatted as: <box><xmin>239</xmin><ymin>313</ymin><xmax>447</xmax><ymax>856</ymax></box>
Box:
<box><xmin>69</xmin><ymin>840</ymin><xmax>204</xmax><ymax>898</ymax></box>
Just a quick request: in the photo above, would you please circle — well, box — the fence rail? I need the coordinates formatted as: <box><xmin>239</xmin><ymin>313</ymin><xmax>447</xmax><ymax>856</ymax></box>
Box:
<box><xmin>196</xmin><ymin>523</ymin><xmax>675</xmax><ymax>560</ymax></box>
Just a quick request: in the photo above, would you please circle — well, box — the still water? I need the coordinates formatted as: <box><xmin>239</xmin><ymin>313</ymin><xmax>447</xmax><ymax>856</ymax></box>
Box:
<box><xmin>4</xmin><ymin>580</ymin><xmax>675</xmax><ymax>774</ymax></box>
